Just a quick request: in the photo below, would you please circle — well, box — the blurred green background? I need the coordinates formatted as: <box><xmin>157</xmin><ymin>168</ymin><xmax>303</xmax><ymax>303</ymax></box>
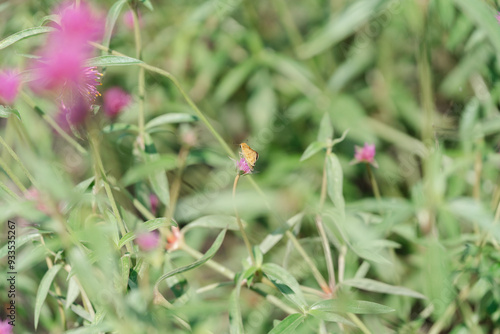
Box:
<box><xmin>2</xmin><ymin>0</ymin><xmax>500</xmax><ymax>333</ymax></box>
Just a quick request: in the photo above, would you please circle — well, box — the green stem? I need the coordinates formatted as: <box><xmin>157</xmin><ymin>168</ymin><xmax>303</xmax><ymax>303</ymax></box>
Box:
<box><xmin>233</xmin><ymin>174</ymin><xmax>256</xmax><ymax>266</ymax></box>
<box><xmin>180</xmin><ymin>243</ymin><xmax>235</xmax><ymax>280</ymax></box>
<box><xmin>0</xmin><ymin>135</ymin><xmax>37</xmax><ymax>187</ymax></box>
<box><xmin>366</xmin><ymin>163</ymin><xmax>381</xmax><ymax>201</ymax></box>
<box><xmin>0</xmin><ymin>156</ymin><xmax>26</xmax><ymax>192</ymax></box>
<box><xmin>0</xmin><ymin>180</ymin><xmax>20</xmax><ymax>199</ymax></box>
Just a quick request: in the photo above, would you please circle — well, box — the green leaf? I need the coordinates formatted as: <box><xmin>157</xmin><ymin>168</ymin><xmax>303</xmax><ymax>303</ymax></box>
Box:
<box><xmin>0</xmin><ymin>105</ymin><xmax>21</xmax><ymax>121</ymax></box>
<box><xmin>317</xmin><ymin>113</ymin><xmax>333</xmax><ymax>142</ymax></box>
<box><xmin>342</xmin><ymin>278</ymin><xmax>426</xmax><ymax>299</ymax></box>
<box><xmin>454</xmin><ymin>0</ymin><xmax>500</xmax><ymax>55</ymax></box>
<box><xmin>154</xmin><ymin>229</ymin><xmax>226</xmax><ymax>289</ymax></box>
<box><xmin>229</xmin><ymin>278</ymin><xmax>244</xmax><ymax>334</ymax></box>
<box><xmin>182</xmin><ymin>215</ymin><xmax>244</xmax><ymax>233</ymax></box>
<box><xmin>35</xmin><ymin>264</ymin><xmax>62</xmax><ymax>329</ymax></box>
<box><xmin>300</xmin><ymin>141</ymin><xmax>327</xmax><ymax>162</ymax></box>
<box><xmin>119</xmin><ymin>253</ymin><xmax>131</xmax><ymax>292</ymax></box>
<box><xmin>65</xmin><ymin>277</ymin><xmax>80</xmax><ymax>309</ymax></box>
<box><xmin>145</xmin><ymin>113</ymin><xmax>198</xmax><ymax>129</ymax></box>
<box><xmin>326</xmin><ymin>154</ymin><xmax>345</xmax><ymax>214</ymax></box>
<box><xmin>103</xmin><ymin>0</ymin><xmax>127</xmax><ymax>48</ymax></box>
<box><xmin>38</xmin><ymin>14</ymin><xmax>60</xmax><ymax>26</ymax></box>
<box><xmin>310</xmin><ymin>299</ymin><xmax>395</xmax><ymax>314</ymax></box>
<box><xmin>0</xmin><ymin>26</ymin><xmax>55</xmax><ymax>50</ymax></box>
<box><xmin>214</xmin><ymin>59</ymin><xmax>257</xmax><ymax>104</ymax></box>
<box><xmin>298</xmin><ymin>0</ymin><xmax>383</xmax><ymax>58</ymax></box>
<box><xmin>140</xmin><ymin>0</ymin><xmax>154</xmax><ymax>11</ymax></box>
<box><xmin>102</xmin><ymin>123</ymin><xmax>139</xmax><ymax>133</ymax></box>
<box><xmin>86</xmin><ymin>55</ymin><xmax>142</xmax><ymax>67</ymax></box>
<box><xmin>118</xmin><ymin>218</ymin><xmax>170</xmax><ymax>248</ymax></box>
<box><xmin>0</xmin><ymin>233</ymin><xmax>40</xmax><ymax>258</ymax></box>
<box><xmin>143</xmin><ymin>133</ymin><xmax>170</xmax><ymax>206</ymax></box>
<box><xmin>262</xmin><ymin>263</ymin><xmax>307</xmax><ymax>311</ymax></box>
<box><xmin>269</xmin><ymin>313</ymin><xmax>305</xmax><ymax>334</ymax></box>
<box><xmin>308</xmin><ymin>310</ymin><xmax>355</xmax><ymax>326</ymax></box>
<box><xmin>257</xmin><ymin>213</ymin><xmax>303</xmax><ymax>255</ymax></box>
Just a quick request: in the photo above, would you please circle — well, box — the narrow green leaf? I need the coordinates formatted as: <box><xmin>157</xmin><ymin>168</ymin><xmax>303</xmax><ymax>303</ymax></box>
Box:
<box><xmin>300</xmin><ymin>141</ymin><xmax>327</xmax><ymax>162</ymax></box>
<box><xmin>120</xmin><ymin>253</ymin><xmax>131</xmax><ymax>292</ymax></box>
<box><xmin>35</xmin><ymin>264</ymin><xmax>62</xmax><ymax>329</ymax></box>
<box><xmin>0</xmin><ymin>26</ymin><xmax>55</xmax><ymax>50</ymax></box>
<box><xmin>214</xmin><ymin>59</ymin><xmax>257</xmax><ymax>104</ymax></box>
<box><xmin>143</xmin><ymin>133</ymin><xmax>170</xmax><ymax>206</ymax></box>
<box><xmin>154</xmin><ymin>229</ymin><xmax>226</xmax><ymax>289</ymax></box>
<box><xmin>38</xmin><ymin>14</ymin><xmax>60</xmax><ymax>26</ymax></box>
<box><xmin>229</xmin><ymin>283</ymin><xmax>244</xmax><ymax>334</ymax></box>
<box><xmin>311</xmin><ymin>299</ymin><xmax>395</xmax><ymax>314</ymax></box>
<box><xmin>269</xmin><ymin>313</ymin><xmax>305</xmax><ymax>334</ymax></box>
<box><xmin>86</xmin><ymin>55</ymin><xmax>142</xmax><ymax>67</ymax></box>
<box><xmin>121</xmin><ymin>154</ymin><xmax>177</xmax><ymax>187</ymax></box>
<box><xmin>308</xmin><ymin>310</ymin><xmax>355</xmax><ymax>326</ymax></box>
<box><xmin>182</xmin><ymin>215</ymin><xmax>244</xmax><ymax>233</ymax></box>
<box><xmin>326</xmin><ymin>154</ymin><xmax>345</xmax><ymax>214</ymax></box>
<box><xmin>0</xmin><ymin>105</ymin><xmax>21</xmax><ymax>121</ymax></box>
<box><xmin>258</xmin><ymin>213</ymin><xmax>303</xmax><ymax>255</ymax></box>
<box><xmin>65</xmin><ymin>277</ymin><xmax>80</xmax><ymax>309</ymax></box>
<box><xmin>262</xmin><ymin>263</ymin><xmax>307</xmax><ymax>311</ymax></box>
<box><xmin>317</xmin><ymin>113</ymin><xmax>333</xmax><ymax>142</ymax></box>
<box><xmin>102</xmin><ymin>123</ymin><xmax>139</xmax><ymax>133</ymax></box>
<box><xmin>103</xmin><ymin>0</ymin><xmax>127</xmax><ymax>48</ymax></box>
<box><xmin>342</xmin><ymin>278</ymin><xmax>426</xmax><ymax>299</ymax></box>
<box><xmin>145</xmin><ymin>113</ymin><xmax>198</xmax><ymax>129</ymax></box>
<box><xmin>118</xmin><ymin>218</ymin><xmax>170</xmax><ymax>248</ymax></box>
<box><xmin>0</xmin><ymin>233</ymin><xmax>40</xmax><ymax>258</ymax></box>
<box><xmin>140</xmin><ymin>0</ymin><xmax>154</xmax><ymax>11</ymax></box>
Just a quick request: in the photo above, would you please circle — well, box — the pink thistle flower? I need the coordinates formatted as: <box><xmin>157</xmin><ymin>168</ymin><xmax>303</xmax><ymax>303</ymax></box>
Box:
<box><xmin>103</xmin><ymin>87</ymin><xmax>131</xmax><ymax>118</ymax></box>
<box><xmin>166</xmin><ymin>226</ymin><xmax>182</xmax><ymax>251</ymax></box>
<box><xmin>496</xmin><ymin>12</ymin><xmax>500</xmax><ymax>24</ymax></box>
<box><xmin>123</xmin><ymin>10</ymin><xmax>143</xmax><ymax>30</ymax></box>
<box><xmin>136</xmin><ymin>231</ymin><xmax>160</xmax><ymax>251</ymax></box>
<box><xmin>57</xmin><ymin>1</ymin><xmax>104</xmax><ymax>45</ymax></box>
<box><xmin>351</xmin><ymin>143</ymin><xmax>378</xmax><ymax>168</ymax></box>
<box><xmin>0</xmin><ymin>69</ymin><xmax>20</xmax><ymax>105</ymax></box>
<box><xmin>149</xmin><ymin>193</ymin><xmax>159</xmax><ymax>216</ymax></box>
<box><xmin>0</xmin><ymin>319</ymin><xmax>13</xmax><ymax>334</ymax></box>
<box><xmin>235</xmin><ymin>158</ymin><xmax>252</xmax><ymax>175</ymax></box>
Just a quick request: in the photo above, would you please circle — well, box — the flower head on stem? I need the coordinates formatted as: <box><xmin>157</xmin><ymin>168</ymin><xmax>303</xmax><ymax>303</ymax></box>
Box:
<box><xmin>352</xmin><ymin>143</ymin><xmax>378</xmax><ymax>168</ymax></box>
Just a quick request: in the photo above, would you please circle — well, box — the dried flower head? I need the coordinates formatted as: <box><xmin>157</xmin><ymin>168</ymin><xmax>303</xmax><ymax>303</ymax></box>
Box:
<box><xmin>166</xmin><ymin>226</ymin><xmax>182</xmax><ymax>251</ymax></box>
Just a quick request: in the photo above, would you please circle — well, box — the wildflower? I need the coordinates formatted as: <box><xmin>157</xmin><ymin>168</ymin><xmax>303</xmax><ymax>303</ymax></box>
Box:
<box><xmin>149</xmin><ymin>193</ymin><xmax>159</xmax><ymax>216</ymax></box>
<box><xmin>136</xmin><ymin>231</ymin><xmax>160</xmax><ymax>251</ymax></box>
<box><xmin>166</xmin><ymin>226</ymin><xmax>182</xmax><ymax>251</ymax></box>
<box><xmin>351</xmin><ymin>143</ymin><xmax>378</xmax><ymax>168</ymax></box>
<box><xmin>123</xmin><ymin>9</ymin><xmax>143</xmax><ymax>30</ymax></box>
<box><xmin>497</xmin><ymin>12</ymin><xmax>500</xmax><ymax>24</ymax></box>
<box><xmin>25</xmin><ymin>187</ymin><xmax>50</xmax><ymax>215</ymax></box>
<box><xmin>0</xmin><ymin>319</ymin><xmax>13</xmax><ymax>334</ymax></box>
<box><xmin>0</xmin><ymin>70</ymin><xmax>20</xmax><ymax>105</ymax></box>
<box><xmin>235</xmin><ymin>158</ymin><xmax>252</xmax><ymax>175</ymax></box>
<box><xmin>103</xmin><ymin>87</ymin><xmax>131</xmax><ymax>118</ymax></box>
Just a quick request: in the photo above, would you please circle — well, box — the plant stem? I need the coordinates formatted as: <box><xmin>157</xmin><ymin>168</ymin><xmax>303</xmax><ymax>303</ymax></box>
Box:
<box><xmin>0</xmin><ymin>156</ymin><xmax>26</xmax><ymax>192</ymax></box>
<box><xmin>164</xmin><ymin>145</ymin><xmax>189</xmax><ymax>220</ymax></box>
<box><xmin>233</xmin><ymin>174</ymin><xmax>256</xmax><ymax>266</ymax></box>
<box><xmin>365</xmin><ymin>163</ymin><xmax>381</xmax><ymax>200</ymax></box>
<box><xmin>0</xmin><ymin>135</ymin><xmax>37</xmax><ymax>187</ymax></box>
<box><xmin>180</xmin><ymin>243</ymin><xmax>235</xmax><ymax>280</ymax></box>
<box><xmin>130</xmin><ymin>2</ymin><xmax>146</xmax><ymax>149</ymax></box>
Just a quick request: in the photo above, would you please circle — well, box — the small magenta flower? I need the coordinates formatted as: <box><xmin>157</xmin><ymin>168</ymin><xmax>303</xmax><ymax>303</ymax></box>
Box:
<box><xmin>234</xmin><ymin>158</ymin><xmax>252</xmax><ymax>175</ymax></box>
<box><xmin>25</xmin><ymin>187</ymin><xmax>50</xmax><ymax>215</ymax></box>
<box><xmin>0</xmin><ymin>69</ymin><xmax>20</xmax><ymax>105</ymax></box>
<box><xmin>352</xmin><ymin>143</ymin><xmax>378</xmax><ymax>168</ymax></box>
<box><xmin>496</xmin><ymin>12</ymin><xmax>500</xmax><ymax>24</ymax></box>
<box><xmin>136</xmin><ymin>231</ymin><xmax>160</xmax><ymax>251</ymax></box>
<box><xmin>166</xmin><ymin>226</ymin><xmax>182</xmax><ymax>251</ymax></box>
<box><xmin>149</xmin><ymin>193</ymin><xmax>159</xmax><ymax>216</ymax></box>
<box><xmin>103</xmin><ymin>87</ymin><xmax>131</xmax><ymax>118</ymax></box>
<box><xmin>0</xmin><ymin>319</ymin><xmax>13</xmax><ymax>334</ymax></box>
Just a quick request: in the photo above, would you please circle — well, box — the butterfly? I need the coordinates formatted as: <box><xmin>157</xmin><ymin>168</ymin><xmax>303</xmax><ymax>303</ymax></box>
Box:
<box><xmin>239</xmin><ymin>143</ymin><xmax>259</xmax><ymax>171</ymax></box>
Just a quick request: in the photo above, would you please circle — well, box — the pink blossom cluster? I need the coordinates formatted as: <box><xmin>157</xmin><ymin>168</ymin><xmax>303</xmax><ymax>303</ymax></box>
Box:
<box><xmin>31</xmin><ymin>1</ymin><xmax>104</xmax><ymax>129</ymax></box>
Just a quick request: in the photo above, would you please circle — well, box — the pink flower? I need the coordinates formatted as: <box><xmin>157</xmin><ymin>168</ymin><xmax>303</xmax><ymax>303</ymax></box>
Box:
<box><xmin>123</xmin><ymin>10</ymin><xmax>143</xmax><ymax>30</ymax></box>
<box><xmin>103</xmin><ymin>87</ymin><xmax>131</xmax><ymax>117</ymax></box>
<box><xmin>352</xmin><ymin>143</ymin><xmax>378</xmax><ymax>167</ymax></box>
<box><xmin>149</xmin><ymin>194</ymin><xmax>159</xmax><ymax>216</ymax></box>
<box><xmin>25</xmin><ymin>187</ymin><xmax>50</xmax><ymax>215</ymax></box>
<box><xmin>166</xmin><ymin>226</ymin><xmax>182</xmax><ymax>251</ymax></box>
<box><xmin>136</xmin><ymin>231</ymin><xmax>160</xmax><ymax>251</ymax></box>
<box><xmin>0</xmin><ymin>70</ymin><xmax>20</xmax><ymax>105</ymax></box>
<box><xmin>235</xmin><ymin>158</ymin><xmax>252</xmax><ymax>175</ymax></box>
<box><xmin>0</xmin><ymin>319</ymin><xmax>13</xmax><ymax>334</ymax></box>
<box><xmin>496</xmin><ymin>12</ymin><xmax>500</xmax><ymax>24</ymax></box>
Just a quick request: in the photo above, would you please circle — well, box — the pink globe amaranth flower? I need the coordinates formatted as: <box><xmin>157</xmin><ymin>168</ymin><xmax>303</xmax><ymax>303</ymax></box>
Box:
<box><xmin>123</xmin><ymin>9</ymin><xmax>143</xmax><ymax>30</ymax></box>
<box><xmin>149</xmin><ymin>193</ymin><xmax>159</xmax><ymax>215</ymax></box>
<box><xmin>103</xmin><ymin>87</ymin><xmax>131</xmax><ymax>117</ymax></box>
<box><xmin>235</xmin><ymin>158</ymin><xmax>252</xmax><ymax>175</ymax></box>
<box><xmin>0</xmin><ymin>69</ymin><xmax>20</xmax><ymax>105</ymax></box>
<box><xmin>136</xmin><ymin>231</ymin><xmax>160</xmax><ymax>251</ymax></box>
<box><xmin>352</xmin><ymin>143</ymin><xmax>378</xmax><ymax>168</ymax></box>
<box><xmin>0</xmin><ymin>319</ymin><xmax>13</xmax><ymax>334</ymax></box>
